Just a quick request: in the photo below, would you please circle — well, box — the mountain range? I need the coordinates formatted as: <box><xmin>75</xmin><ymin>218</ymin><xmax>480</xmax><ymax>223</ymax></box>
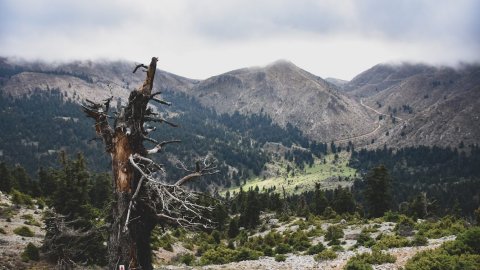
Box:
<box><xmin>1</xmin><ymin>57</ymin><xmax>478</xmax><ymax>150</ymax></box>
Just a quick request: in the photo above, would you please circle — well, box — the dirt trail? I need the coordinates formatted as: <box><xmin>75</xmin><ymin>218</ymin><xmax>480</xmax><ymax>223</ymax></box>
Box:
<box><xmin>334</xmin><ymin>99</ymin><xmax>403</xmax><ymax>144</ymax></box>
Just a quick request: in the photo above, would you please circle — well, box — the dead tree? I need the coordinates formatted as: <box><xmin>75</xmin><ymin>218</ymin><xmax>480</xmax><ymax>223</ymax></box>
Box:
<box><xmin>83</xmin><ymin>57</ymin><xmax>217</xmax><ymax>270</ymax></box>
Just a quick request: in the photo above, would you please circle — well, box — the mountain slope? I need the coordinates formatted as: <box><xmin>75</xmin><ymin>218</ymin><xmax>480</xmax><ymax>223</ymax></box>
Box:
<box><xmin>348</xmin><ymin>63</ymin><xmax>480</xmax><ymax>148</ymax></box>
<box><xmin>185</xmin><ymin>60</ymin><xmax>375</xmax><ymax>142</ymax></box>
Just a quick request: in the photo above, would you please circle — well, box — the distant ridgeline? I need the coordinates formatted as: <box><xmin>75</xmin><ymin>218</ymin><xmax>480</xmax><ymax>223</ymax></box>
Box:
<box><xmin>0</xmin><ymin>88</ymin><xmax>315</xmax><ymax>190</ymax></box>
<box><xmin>350</xmin><ymin>145</ymin><xmax>480</xmax><ymax>216</ymax></box>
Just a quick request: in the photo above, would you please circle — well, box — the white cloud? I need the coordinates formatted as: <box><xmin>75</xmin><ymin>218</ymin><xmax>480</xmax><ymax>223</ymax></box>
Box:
<box><xmin>1</xmin><ymin>0</ymin><xmax>478</xmax><ymax>80</ymax></box>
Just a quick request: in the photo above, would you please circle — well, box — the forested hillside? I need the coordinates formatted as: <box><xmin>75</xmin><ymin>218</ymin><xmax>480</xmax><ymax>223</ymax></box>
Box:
<box><xmin>0</xmin><ymin>88</ymin><xmax>313</xmax><ymax>190</ymax></box>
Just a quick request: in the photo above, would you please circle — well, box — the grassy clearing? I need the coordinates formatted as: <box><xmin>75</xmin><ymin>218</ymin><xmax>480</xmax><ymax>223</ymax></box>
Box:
<box><xmin>224</xmin><ymin>152</ymin><xmax>357</xmax><ymax>195</ymax></box>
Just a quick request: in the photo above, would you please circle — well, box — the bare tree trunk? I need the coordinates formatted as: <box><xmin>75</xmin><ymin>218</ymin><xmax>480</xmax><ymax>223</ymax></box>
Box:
<box><xmin>109</xmin><ymin>59</ymin><xmax>158</xmax><ymax>269</ymax></box>
<box><xmin>83</xmin><ymin>57</ymin><xmax>216</xmax><ymax>270</ymax></box>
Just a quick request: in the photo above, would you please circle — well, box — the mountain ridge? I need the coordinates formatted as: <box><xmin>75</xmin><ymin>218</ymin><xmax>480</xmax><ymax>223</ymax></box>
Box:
<box><xmin>1</xmin><ymin>57</ymin><xmax>479</xmax><ymax>149</ymax></box>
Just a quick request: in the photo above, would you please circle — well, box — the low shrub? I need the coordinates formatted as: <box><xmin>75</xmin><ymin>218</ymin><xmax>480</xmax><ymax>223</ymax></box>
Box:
<box><xmin>275</xmin><ymin>243</ymin><xmax>292</xmax><ymax>254</ymax></box>
<box><xmin>383</xmin><ymin>211</ymin><xmax>400</xmax><ymax>222</ymax></box>
<box><xmin>307</xmin><ymin>242</ymin><xmax>325</xmax><ymax>255</ymax></box>
<box><xmin>395</xmin><ymin>215</ymin><xmax>416</xmax><ymax>236</ymax></box>
<box><xmin>21</xmin><ymin>243</ymin><xmax>40</xmax><ymax>262</ymax></box>
<box><xmin>416</xmin><ymin>216</ymin><xmax>466</xmax><ymax>239</ymax></box>
<box><xmin>331</xmin><ymin>245</ymin><xmax>344</xmax><ymax>252</ymax></box>
<box><xmin>411</xmin><ymin>233</ymin><xmax>428</xmax><ymax>246</ymax></box>
<box><xmin>314</xmin><ymin>249</ymin><xmax>337</xmax><ymax>261</ymax></box>
<box><xmin>234</xmin><ymin>247</ymin><xmax>262</xmax><ymax>261</ymax></box>
<box><xmin>306</xmin><ymin>227</ymin><xmax>324</xmax><ymax>237</ymax></box>
<box><xmin>275</xmin><ymin>254</ymin><xmax>286</xmax><ymax>262</ymax></box>
<box><xmin>374</xmin><ymin>234</ymin><xmax>410</xmax><ymax>249</ymax></box>
<box><xmin>325</xmin><ymin>225</ymin><xmax>344</xmax><ymax>245</ymax></box>
<box><xmin>11</xmin><ymin>189</ymin><xmax>34</xmax><ymax>206</ymax></box>
<box><xmin>457</xmin><ymin>226</ymin><xmax>480</xmax><ymax>254</ymax></box>
<box><xmin>356</xmin><ymin>229</ymin><xmax>375</xmax><ymax>247</ymax></box>
<box><xmin>355</xmin><ymin>250</ymin><xmax>396</xmax><ymax>265</ymax></box>
<box><xmin>404</xmin><ymin>226</ymin><xmax>480</xmax><ymax>270</ymax></box>
<box><xmin>199</xmin><ymin>246</ymin><xmax>262</xmax><ymax>265</ymax></box>
<box><xmin>405</xmin><ymin>250</ymin><xmax>480</xmax><ymax>270</ymax></box>
<box><xmin>22</xmin><ymin>214</ymin><xmax>41</xmax><ymax>227</ymax></box>
<box><xmin>263</xmin><ymin>246</ymin><xmax>273</xmax><ymax>256</ymax></box>
<box><xmin>344</xmin><ymin>259</ymin><xmax>373</xmax><ymax>270</ymax></box>
<box><xmin>13</xmin><ymin>226</ymin><xmax>34</xmax><ymax>237</ymax></box>
<box><xmin>0</xmin><ymin>228</ymin><xmax>6</xmax><ymax>234</ymax></box>
<box><xmin>172</xmin><ymin>253</ymin><xmax>196</xmax><ymax>266</ymax></box>
<box><xmin>200</xmin><ymin>246</ymin><xmax>237</xmax><ymax>265</ymax></box>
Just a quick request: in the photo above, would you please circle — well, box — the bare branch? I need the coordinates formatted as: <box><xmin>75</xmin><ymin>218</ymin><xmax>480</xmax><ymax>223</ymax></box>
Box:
<box><xmin>82</xmin><ymin>100</ymin><xmax>114</xmax><ymax>152</ymax></box>
<box><xmin>128</xmin><ymin>153</ymin><xmax>214</xmax><ymax>229</ymax></box>
<box><xmin>123</xmin><ymin>176</ymin><xmax>145</xmax><ymax>232</ymax></box>
<box><xmin>144</xmin><ymin>116</ymin><xmax>178</xmax><ymax>127</ymax></box>
<box><xmin>133</xmin><ymin>63</ymin><xmax>148</xmax><ymax>73</ymax></box>
<box><xmin>143</xmin><ymin>136</ymin><xmax>159</xmax><ymax>144</ymax></box>
<box><xmin>151</xmin><ymin>97</ymin><xmax>172</xmax><ymax>106</ymax></box>
<box><xmin>146</xmin><ymin>140</ymin><xmax>181</xmax><ymax>155</ymax></box>
<box><xmin>175</xmin><ymin>157</ymin><xmax>219</xmax><ymax>186</ymax></box>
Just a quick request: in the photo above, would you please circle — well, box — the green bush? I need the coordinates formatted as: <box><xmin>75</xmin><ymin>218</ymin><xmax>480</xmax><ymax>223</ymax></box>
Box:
<box><xmin>263</xmin><ymin>231</ymin><xmax>282</xmax><ymax>247</ymax></box>
<box><xmin>383</xmin><ymin>211</ymin><xmax>400</xmax><ymax>222</ymax></box>
<box><xmin>306</xmin><ymin>227</ymin><xmax>324</xmax><ymax>237</ymax></box>
<box><xmin>234</xmin><ymin>247</ymin><xmax>262</xmax><ymax>261</ymax></box>
<box><xmin>404</xmin><ymin>227</ymin><xmax>480</xmax><ymax>270</ymax></box>
<box><xmin>374</xmin><ymin>234</ymin><xmax>410</xmax><ymax>249</ymax></box>
<box><xmin>21</xmin><ymin>243</ymin><xmax>40</xmax><ymax>262</ymax></box>
<box><xmin>411</xmin><ymin>233</ymin><xmax>428</xmax><ymax>246</ymax></box>
<box><xmin>307</xmin><ymin>242</ymin><xmax>325</xmax><ymax>255</ymax></box>
<box><xmin>173</xmin><ymin>253</ymin><xmax>196</xmax><ymax>266</ymax></box>
<box><xmin>395</xmin><ymin>215</ymin><xmax>416</xmax><ymax>236</ymax></box>
<box><xmin>314</xmin><ymin>249</ymin><xmax>337</xmax><ymax>261</ymax></box>
<box><xmin>199</xmin><ymin>246</ymin><xmax>261</xmax><ymax>265</ymax></box>
<box><xmin>290</xmin><ymin>232</ymin><xmax>311</xmax><ymax>251</ymax></box>
<box><xmin>13</xmin><ymin>226</ymin><xmax>34</xmax><ymax>237</ymax></box>
<box><xmin>22</xmin><ymin>214</ymin><xmax>41</xmax><ymax>227</ymax></box>
<box><xmin>405</xmin><ymin>250</ymin><xmax>480</xmax><ymax>270</ymax></box>
<box><xmin>275</xmin><ymin>243</ymin><xmax>292</xmax><ymax>254</ymax></box>
<box><xmin>211</xmin><ymin>230</ymin><xmax>221</xmax><ymax>244</ymax></box>
<box><xmin>263</xmin><ymin>246</ymin><xmax>273</xmax><ymax>256</ymax></box>
<box><xmin>356</xmin><ymin>229</ymin><xmax>375</xmax><ymax>247</ymax></box>
<box><xmin>457</xmin><ymin>226</ymin><xmax>480</xmax><ymax>254</ymax></box>
<box><xmin>344</xmin><ymin>259</ymin><xmax>373</xmax><ymax>270</ymax></box>
<box><xmin>416</xmin><ymin>216</ymin><xmax>466</xmax><ymax>239</ymax></box>
<box><xmin>275</xmin><ymin>254</ymin><xmax>286</xmax><ymax>262</ymax></box>
<box><xmin>331</xmin><ymin>245</ymin><xmax>344</xmax><ymax>252</ymax></box>
<box><xmin>349</xmin><ymin>250</ymin><xmax>396</xmax><ymax>265</ymax></box>
<box><xmin>200</xmin><ymin>246</ymin><xmax>237</xmax><ymax>265</ymax></box>
<box><xmin>0</xmin><ymin>227</ymin><xmax>6</xmax><ymax>234</ymax></box>
<box><xmin>151</xmin><ymin>230</ymin><xmax>174</xmax><ymax>252</ymax></box>
<box><xmin>11</xmin><ymin>189</ymin><xmax>34</xmax><ymax>206</ymax></box>
<box><xmin>325</xmin><ymin>225</ymin><xmax>344</xmax><ymax>244</ymax></box>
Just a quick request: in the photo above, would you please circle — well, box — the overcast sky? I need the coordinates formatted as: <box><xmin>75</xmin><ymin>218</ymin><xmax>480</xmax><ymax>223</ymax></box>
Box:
<box><xmin>1</xmin><ymin>0</ymin><xmax>479</xmax><ymax>80</ymax></box>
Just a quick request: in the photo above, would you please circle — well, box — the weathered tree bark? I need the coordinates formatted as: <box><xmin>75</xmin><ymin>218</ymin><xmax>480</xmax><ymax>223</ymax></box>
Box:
<box><xmin>83</xmin><ymin>57</ymin><xmax>216</xmax><ymax>270</ymax></box>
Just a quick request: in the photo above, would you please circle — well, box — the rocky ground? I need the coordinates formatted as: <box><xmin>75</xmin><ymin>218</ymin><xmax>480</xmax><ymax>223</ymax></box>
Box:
<box><xmin>0</xmin><ymin>192</ymin><xmax>47</xmax><ymax>269</ymax></box>
<box><xmin>0</xmin><ymin>192</ymin><xmax>458</xmax><ymax>270</ymax></box>
<box><xmin>154</xmin><ymin>217</ymin><xmax>456</xmax><ymax>270</ymax></box>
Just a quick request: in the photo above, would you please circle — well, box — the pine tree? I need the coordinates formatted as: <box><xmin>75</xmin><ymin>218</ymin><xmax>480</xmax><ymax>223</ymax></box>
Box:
<box><xmin>228</xmin><ymin>218</ymin><xmax>240</xmax><ymax>238</ymax></box>
<box><xmin>239</xmin><ymin>190</ymin><xmax>260</xmax><ymax>229</ymax></box>
<box><xmin>312</xmin><ymin>184</ymin><xmax>328</xmax><ymax>215</ymax></box>
<box><xmin>43</xmin><ymin>153</ymin><xmax>107</xmax><ymax>266</ymax></box>
<box><xmin>364</xmin><ymin>165</ymin><xmax>392</xmax><ymax>217</ymax></box>
<box><xmin>0</xmin><ymin>162</ymin><xmax>13</xmax><ymax>193</ymax></box>
<box><xmin>39</xmin><ymin>167</ymin><xmax>57</xmax><ymax>197</ymax></box>
<box><xmin>332</xmin><ymin>186</ymin><xmax>356</xmax><ymax>214</ymax></box>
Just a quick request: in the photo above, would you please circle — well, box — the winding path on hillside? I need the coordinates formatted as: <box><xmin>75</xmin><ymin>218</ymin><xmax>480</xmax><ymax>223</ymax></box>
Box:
<box><xmin>360</xmin><ymin>99</ymin><xmax>403</xmax><ymax>121</ymax></box>
<box><xmin>334</xmin><ymin>99</ymin><xmax>403</xmax><ymax>144</ymax></box>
